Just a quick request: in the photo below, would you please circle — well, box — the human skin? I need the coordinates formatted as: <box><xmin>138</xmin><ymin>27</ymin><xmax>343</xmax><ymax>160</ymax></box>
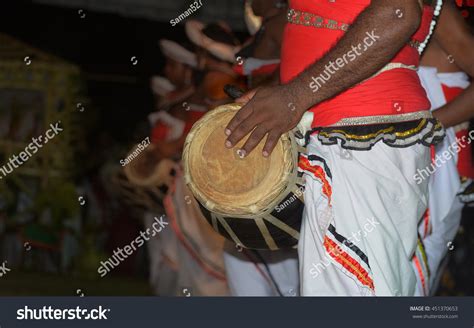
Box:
<box><xmin>225</xmin><ymin>0</ymin><xmax>426</xmax><ymax>157</ymax></box>
<box><xmin>421</xmin><ymin>0</ymin><xmax>474</xmax><ymax>128</ymax></box>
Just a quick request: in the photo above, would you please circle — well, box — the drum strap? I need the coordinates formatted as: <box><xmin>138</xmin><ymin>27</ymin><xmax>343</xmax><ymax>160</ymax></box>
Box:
<box><xmin>255</xmin><ymin>218</ymin><xmax>279</xmax><ymax>250</ymax></box>
<box><xmin>215</xmin><ymin>215</ymin><xmax>246</xmax><ymax>248</ymax></box>
<box><xmin>263</xmin><ymin>215</ymin><xmax>300</xmax><ymax>241</ymax></box>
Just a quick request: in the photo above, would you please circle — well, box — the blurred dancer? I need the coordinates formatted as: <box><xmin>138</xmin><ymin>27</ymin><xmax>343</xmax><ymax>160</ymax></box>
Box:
<box><xmin>234</xmin><ymin>0</ymin><xmax>288</xmax><ymax>87</ymax></box>
<box><xmin>186</xmin><ymin>20</ymin><xmax>245</xmax><ymax>108</ymax></box>
<box><xmin>415</xmin><ymin>0</ymin><xmax>474</xmax><ymax>295</ymax></box>
<box><xmin>137</xmin><ymin>39</ymin><xmax>229</xmax><ymax>296</ymax></box>
<box><xmin>149</xmin><ymin>39</ymin><xmax>208</xmax><ymax>160</ymax></box>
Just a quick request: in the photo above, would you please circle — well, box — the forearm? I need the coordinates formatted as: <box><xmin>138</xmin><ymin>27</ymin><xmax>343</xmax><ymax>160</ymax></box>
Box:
<box><xmin>286</xmin><ymin>0</ymin><xmax>423</xmax><ymax>112</ymax></box>
<box><xmin>434</xmin><ymin>0</ymin><xmax>474</xmax><ymax>77</ymax></box>
<box><xmin>432</xmin><ymin>83</ymin><xmax>474</xmax><ymax>128</ymax></box>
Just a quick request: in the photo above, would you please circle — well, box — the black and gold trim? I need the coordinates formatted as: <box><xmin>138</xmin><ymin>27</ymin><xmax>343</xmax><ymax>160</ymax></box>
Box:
<box><xmin>458</xmin><ymin>180</ymin><xmax>474</xmax><ymax>204</ymax></box>
<box><xmin>314</xmin><ymin>117</ymin><xmax>445</xmax><ymax>151</ymax></box>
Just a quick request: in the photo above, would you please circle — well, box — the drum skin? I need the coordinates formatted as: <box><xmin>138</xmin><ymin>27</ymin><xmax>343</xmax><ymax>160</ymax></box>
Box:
<box><xmin>183</xmin><ymin>103</ymin><xmax>303</xmax><ymax>250</ymax></box>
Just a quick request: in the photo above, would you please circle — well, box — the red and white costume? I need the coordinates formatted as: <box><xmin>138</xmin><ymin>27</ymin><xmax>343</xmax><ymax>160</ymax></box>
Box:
<box><xmin>416</xmin><ymin>67</ymin><xmax>470</xmax><ymax>295</ymax></box>
<box><xmin>282</xmin><ymin>0</ymin><xmax>444</xmax><ymax>296</ymax></box>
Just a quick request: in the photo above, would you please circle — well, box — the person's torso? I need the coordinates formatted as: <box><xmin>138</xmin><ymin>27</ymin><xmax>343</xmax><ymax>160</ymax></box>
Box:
<box><xmin>281</xmin><ymin>0</ymin><xmax>434</xmax><ymax>127</ymax></box>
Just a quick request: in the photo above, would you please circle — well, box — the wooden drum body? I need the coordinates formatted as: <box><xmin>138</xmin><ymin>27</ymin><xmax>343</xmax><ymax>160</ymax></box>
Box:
<box><xmin>183</xmin><ymin>103</ymin><xmax>304</xmax><ymax>250</ymax></box>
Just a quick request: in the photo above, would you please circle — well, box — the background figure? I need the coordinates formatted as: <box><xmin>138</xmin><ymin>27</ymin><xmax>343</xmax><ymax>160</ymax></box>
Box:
<box><xmin>234</xmin><ymin>0</ymin><xmax>287</xmax><ymax>88</ymax></box>
<box><xmin>219</xmin><ymin>0</ymin><xmax>299</xmax><ymax>297</ymax></box>
<box><xmin>417</xmin><ymin>0</ymin><xmax>474</xmax><ymax>295</ymax></box>
<box><xmin>140</xmin><ymin>39</ymin><xmax>230</xmax><ymax>296</ymax></box>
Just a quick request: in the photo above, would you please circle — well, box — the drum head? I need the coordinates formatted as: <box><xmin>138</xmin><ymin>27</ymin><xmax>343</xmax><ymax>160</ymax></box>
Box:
<box><xmin>183</xmin><ymin>103</ymin><xmax>295</xmax><ymax>217</ymax></box>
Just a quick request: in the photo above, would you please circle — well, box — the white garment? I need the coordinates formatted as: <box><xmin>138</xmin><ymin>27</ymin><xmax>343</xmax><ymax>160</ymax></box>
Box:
<box><xmin>223</xmin><ymin>244</ymin><xmax>299</xmax><ymax>296</ymax></box>
<box><xmin>147</xmin><ymin>170</ymin><xmax>230</xmax><ymax>296</ymax></box>
<box><xmin>299</xmin><ymin>136</ymin><xmax>430</xmax><ymax>296</ymax></box>
<box><xmin>416</xmin><ymin>67</ymin><xmax>466</xmax><ymax>294</ymax></box>
<box><xmin>164</xmin><ymin>172</ymin><xmax>229</xmax><ymax>296</ymax></box>
<box><xmin>242</xmin><ymin>58</ymin><xmax>280</xmax><ymax>75</ymax></box>
<box><xmin>148</xmin><ymin>110</ymin><xmax>185</xmax><ymax>142</ymax></box>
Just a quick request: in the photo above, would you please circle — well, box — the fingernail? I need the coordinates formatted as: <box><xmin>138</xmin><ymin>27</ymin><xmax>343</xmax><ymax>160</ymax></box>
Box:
<box><xmin>237</xmin><ymin>149</ymin><xmax>246</xmax><ymax>158</ymax></box>
<box><xmin>225</xmin><ymin>141</ymin><xmax>232</xmax><ymax>148</ymax></box>
<box><xmin>225</xmin><ymin>129</ymin><xmax>231</xmax><ymax>136</ymax></box>
<box><xmin>262</xmin><ymin>151</ymin><xmax>269</xmax><ymax>157</ymax></box>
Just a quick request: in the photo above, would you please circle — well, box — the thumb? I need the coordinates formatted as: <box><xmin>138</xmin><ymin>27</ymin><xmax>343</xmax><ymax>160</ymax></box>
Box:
<box><xmin>236</xmin><ymin>88</ymin><xmax>258</xmax><ymax>105</ymax></box>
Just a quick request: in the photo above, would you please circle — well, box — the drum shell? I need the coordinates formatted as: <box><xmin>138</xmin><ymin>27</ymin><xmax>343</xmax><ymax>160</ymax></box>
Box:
<box><xmin>183</xmin><ymin>103</ymin><xmax>304</xmax><ymax>250</ymax></box>
<box><xmin>195</xmin><ymin>175</ymin><xmax>304</xmax><ymax>250</ymax></box>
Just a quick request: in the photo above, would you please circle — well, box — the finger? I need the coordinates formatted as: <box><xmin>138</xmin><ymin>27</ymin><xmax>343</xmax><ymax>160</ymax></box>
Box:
<box><xmin>239</xmin><ymin>125</ymin><xmax>268</xmax><ymax>157</ymax></box>
<box><xmin>225</xmin><ymin>114</ymin><xmax>260</xmax><ymax>149</ymax></box>
<box><xmin>236</xmin><ymin>89</ymin><xmax>258</xmax><ymax>105</ymax></box>
<box><xmin>262</xmin><ymin>131</ymin><xmax>281</xmax><ymax>157</ymax></box>
<box><xmin>225</xmin><ymin>101</ymin><xmax>254</xmax><ymax>136</ymax></box>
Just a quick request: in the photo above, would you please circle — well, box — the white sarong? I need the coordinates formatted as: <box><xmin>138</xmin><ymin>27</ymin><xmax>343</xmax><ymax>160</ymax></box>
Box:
<box><xmin>299</xmin><ymin>136</ymin><xmax>431</xmax><ymax>296</ymax></box>
<box><xmin>223</xmin><ymin>245</ymin><xmax>299</xmax><ymax>296</ymax></box>
<box><xmin>416</xmin><ymin>67</ymin><xmax>466</xmax><ymax>295</ymax></box>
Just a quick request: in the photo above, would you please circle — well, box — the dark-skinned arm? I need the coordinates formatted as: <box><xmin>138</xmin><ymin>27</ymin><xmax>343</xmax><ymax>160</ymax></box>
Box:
<box><xmin>430</xmin><ymin>0</ymin><xmax>474</xmax><ymax>128</ymax></box>
<box><xmin>226</xmin><ymin>0</ymin><xmax>424</xmax><ymax>157</ymax></box>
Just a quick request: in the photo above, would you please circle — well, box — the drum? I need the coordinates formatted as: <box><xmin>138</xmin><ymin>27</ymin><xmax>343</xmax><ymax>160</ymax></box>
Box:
<box><xmin>112</xmin><ymin>170</ymin><xmax>165</xmax><ymax>215</ymax></box>
<box><xmin>183</xmin><ymin>103</ymin><xmax>304</xmax><ymax>250</ymax></box>
<box><xmin>119</xmin><ymin>143</ymin><xmax>178</xmax><ymax>215</ymax></box>
<box><xmin>123</xmin><ymin>143</ymin><xmax>176</xmax><ymax>191</ymax></box>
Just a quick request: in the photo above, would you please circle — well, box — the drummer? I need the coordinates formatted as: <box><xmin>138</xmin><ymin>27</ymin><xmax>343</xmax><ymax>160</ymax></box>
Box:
<box><xmin>185</xmin><ymin>1</ymin><xmax>300</xmax><ymax>297</ymax></box>
<box><xmin>225</xmin><ymin>0</ymin><xmax>445</xmax><ymax>296</ymax></box>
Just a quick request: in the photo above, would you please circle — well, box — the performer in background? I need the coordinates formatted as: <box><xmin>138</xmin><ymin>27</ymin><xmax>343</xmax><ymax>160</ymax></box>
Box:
<box><xmin>220</xmin><ymin>0</ymin><xmax>300</xmax><ymax>297</ymax></box>
<box><xmin>226</xmin><ymin>0</ymin><xmax>445</xmax><ymax>296</ymax></box>
<box><xmin>134</xmin><ymin>39</ymin><xmax>230</xmax><ymax>296</ymax></box>
<box><xmin>147</xmin><ymin>39</ymin><xmax>207</xmax><ymax>160</ymax></box>
<box><xmin>416</xmin><ymin>0</ymin><xmax>474</xmax><ymax>295</ymax></box>
<box><xmin>185</xmin><ymin>20</ymin><xmax>244</xmax><ymax>109</ymax></box>
<box><xmin>234</xmin><ymin>0</ymin><xmax>288</xmax><ymax>88</ymax></box>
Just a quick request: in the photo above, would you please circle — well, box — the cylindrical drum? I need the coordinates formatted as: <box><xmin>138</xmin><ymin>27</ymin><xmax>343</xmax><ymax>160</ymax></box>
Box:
<box><xmin>123</xmin><ymin>144</ymin><xmax>176</xmax><ymax>190</ymax></box>
<box><xmin>183</xmin><ymin>103</ymin><xmax>304</xmax><ymax>250</ymax></box>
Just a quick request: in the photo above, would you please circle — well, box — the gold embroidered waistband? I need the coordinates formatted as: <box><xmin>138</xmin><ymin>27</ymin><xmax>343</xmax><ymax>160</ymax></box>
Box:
<box><xmin>287</xmin><ymin>8</ymin><xmax>421</xmax><ymax>50</ymax></box>
<box><xmin>330</xmin><ymin>111</ymin><xmax>434</xmax><ymax>127</ymax></box>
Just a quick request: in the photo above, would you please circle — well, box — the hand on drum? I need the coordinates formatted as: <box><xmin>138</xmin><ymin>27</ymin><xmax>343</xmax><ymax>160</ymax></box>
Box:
<box><xmin>224</xmin><ymin>84</ymin><xmax>306</xmax><ymax>157</ymax></box>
